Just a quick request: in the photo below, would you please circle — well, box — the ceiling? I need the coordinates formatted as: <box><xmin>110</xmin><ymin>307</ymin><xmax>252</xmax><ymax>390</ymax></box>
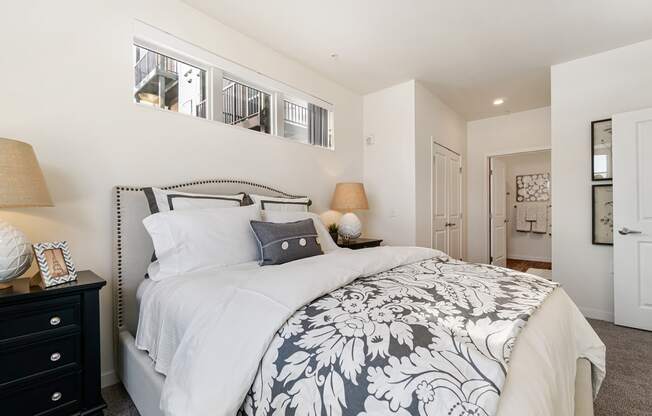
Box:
<box><xmin>183</xmin><ymin>0</ymin><xmax>652</xmax><ymax>120</ymax></box>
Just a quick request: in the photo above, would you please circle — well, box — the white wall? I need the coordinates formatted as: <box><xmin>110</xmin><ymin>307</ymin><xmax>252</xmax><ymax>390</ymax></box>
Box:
<box><xmin>363</xmin><ymin>81</ymin><xmax>416</xmax><ymax>245</ymax></box>
<box><xmin>551</xmin><ymin>38</ymin><xmax>652</xmax><ymax>321</ymax></box>
<box><xmin>466</xmin><ymin>107</ymin><xmax>551</xmax><ymax>263</ymax></box>
<box><xmin>0</xmin><ymin>0</ymin><xmax>363</xmax><ymax>386</ymax></box>
<box><xmin>495</xmin><ymin>151</ymin><xmax>551</xmax><ymax>262</ymax></box>
<box><xmin>414</xmin><ymin>82</ymin><xmax>467</xmax><ymax>257</ymax></box>
<box><xmin>363</xmin><ymin>80</ymin><xmax>467</xmax><ymax>250</ymax></box>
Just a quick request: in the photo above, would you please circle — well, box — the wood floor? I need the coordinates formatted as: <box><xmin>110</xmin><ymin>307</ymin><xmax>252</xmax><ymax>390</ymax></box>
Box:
<box><xmin>506</xmin><ymin>258</ymin><xmax>552</xmax><ymax>272</ymax></box>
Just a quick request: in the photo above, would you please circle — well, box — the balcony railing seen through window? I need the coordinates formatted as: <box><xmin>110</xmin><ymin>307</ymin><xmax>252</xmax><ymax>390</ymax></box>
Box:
<box><xmin>133</xmin><ymin>45</ymin><xmax>206</xmax><ymax>119</ymax></box>
<box><xmin>222</xmin><ymin>78</ymin><xmax>271</xmax><ymax>133</ymax></box>
<box><xmin>284</xmin><ymin>101</ymin><xmax>308</xmax><ymax>127</ymax></box>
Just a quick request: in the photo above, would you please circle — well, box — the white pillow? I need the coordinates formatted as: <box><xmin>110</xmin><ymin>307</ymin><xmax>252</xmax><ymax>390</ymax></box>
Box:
<box><xmin>250</xmin><ymin>194</ymin><xmax>310</xmax><ymax>212</ymax></box>
<box><xmin>262</xmin><ymin>210</ymin><xmax>339</xmax><ymax>253</ymax></box>
<box><xmin>143</xmin><ymin>204</ymin><xmax>261</xmax><ymax>281</ymax></box>
<box><xmin>143</xmin><ymin>187</ymin><xmax>245</xmax><ymax>214</ymax></box>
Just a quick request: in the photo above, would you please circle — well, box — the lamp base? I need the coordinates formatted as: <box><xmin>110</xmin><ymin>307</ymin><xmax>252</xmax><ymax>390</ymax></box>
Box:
<box><xmin>338</xmin><ymin>212</ymin><xmax>362</xmax><ymax>241</ymax></box>
<box><xmin>0</xmin><ymin>218</ymin><xmax>33</xmax><ymax>283</ymax></box>
<box><xmin>0</xmin><ymin>277</ymin><xmax>32</xmax><ymax>293</ymax></box>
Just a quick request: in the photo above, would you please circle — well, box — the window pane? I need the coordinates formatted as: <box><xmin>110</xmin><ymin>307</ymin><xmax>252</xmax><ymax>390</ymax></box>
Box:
<box><xmin>133</xmin><ymin>45</ymin><xmax>206</xmax><ymax>119</ymax></box>
<box><xmin>222</xmin><ymin>78</ymin><xmax>271</xmax><ymax>134</ymax></box>
<box><xmin>283</xmin><ymin>100</ymin><xmax>309</xmax><ymax>143</ymax></box>
<box><xmin>306</xmin><ymin>103</ymin><xmax>331</xmax><ymax>148</ymax></box>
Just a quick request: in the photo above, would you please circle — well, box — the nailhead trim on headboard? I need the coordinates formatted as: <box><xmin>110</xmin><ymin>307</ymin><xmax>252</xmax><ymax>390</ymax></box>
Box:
<box><xmin>113</xmin><ymin>179</ymin><xmax>307</xmax><ymax>331</ymax></box>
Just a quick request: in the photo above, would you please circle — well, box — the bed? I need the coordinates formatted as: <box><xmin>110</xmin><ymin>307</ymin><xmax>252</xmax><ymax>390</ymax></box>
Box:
<box><xmin>112</xmin><ymin>179</ymin><xmax>605</xmax><ymax>416</ymax></box>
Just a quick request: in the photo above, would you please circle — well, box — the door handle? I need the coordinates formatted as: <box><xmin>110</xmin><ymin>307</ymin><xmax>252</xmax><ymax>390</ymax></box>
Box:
<box><xmin>445</xmin><ymin>222</ymin><xmax>456</xmax><ymax>227</ymax></box>
<box><xmin>618</xmin><ymin>227</ymin><xmax>642</xmax><ymax>235</ymax></box>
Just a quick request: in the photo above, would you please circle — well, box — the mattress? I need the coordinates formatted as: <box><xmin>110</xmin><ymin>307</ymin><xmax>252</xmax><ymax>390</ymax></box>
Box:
<box><xmin>135</xmin><ymin>254</ymin><xmax>604</xmax><ymax>415</ymax></box>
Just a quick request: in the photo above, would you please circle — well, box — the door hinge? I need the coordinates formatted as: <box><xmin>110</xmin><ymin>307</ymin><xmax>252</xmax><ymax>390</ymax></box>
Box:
<box><xmin>490</xmin><ymin>256</ymin><xmax>494</xmax><ymax>262</ymax></box>
<box><xmin>490</xmin><ymin>169</ymin><xmax>493</xmax><ymax>176</ymax></box>
<box><xmin>459</xmin><ymin>167</ymin><xmax>462</xmax><ymax>173</ymax></box>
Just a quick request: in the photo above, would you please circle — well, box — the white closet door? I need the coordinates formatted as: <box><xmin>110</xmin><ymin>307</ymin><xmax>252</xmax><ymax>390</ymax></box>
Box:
<box><xmin>447</xmin><ymin>154</ymin><xmax>462</xmax><ymax>259</ymax></box>
<box><xmin>432</xmin><ymin>147</ymin><xmax>449</xmax><ymax>254</ymax></box>
<box><xmin>432</xmin><ymin>142</ymin><xmax>463</xmax><ymax>259</ymax></box>
<box><xmin>490</xmin><ymin>158</ymin><xmax>507</xmax><ymax>266</ymax></box>
<box><xmin>613</xmin><ymin>108</ymin><xmax>652</xmax><ymax>331</ymax></box>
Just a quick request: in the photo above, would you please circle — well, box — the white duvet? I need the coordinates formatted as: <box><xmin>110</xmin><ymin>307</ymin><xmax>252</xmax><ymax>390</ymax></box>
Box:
<box><xmin>135</xmin><ymin>247</ymin><xmax>605</xmax><ymax>416</ymax></box>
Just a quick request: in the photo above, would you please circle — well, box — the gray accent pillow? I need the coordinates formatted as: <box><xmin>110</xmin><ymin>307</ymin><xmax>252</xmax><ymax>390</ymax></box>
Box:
<box><xmin>250</xmin><ymin>219</ymin><xmax>323</xmax><ymax>265</ymax></box>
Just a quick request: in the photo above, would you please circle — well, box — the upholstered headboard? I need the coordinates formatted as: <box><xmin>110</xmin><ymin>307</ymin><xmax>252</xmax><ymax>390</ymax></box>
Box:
<box><xmin>111</xmin><ymin>179</ymin><xmax>307</xmax><ymax>338</ymax></box>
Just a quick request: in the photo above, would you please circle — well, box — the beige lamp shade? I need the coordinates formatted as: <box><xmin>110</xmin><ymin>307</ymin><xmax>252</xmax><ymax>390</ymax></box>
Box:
<box><xmin>0</xmin><ymin>138</ymin><xmax>53</xmax><ymax>208</ymax></box>
<box><xmin>330</xmin><ymin>182</ymin><xmax>368</xmax><ymax>211</ymax></box>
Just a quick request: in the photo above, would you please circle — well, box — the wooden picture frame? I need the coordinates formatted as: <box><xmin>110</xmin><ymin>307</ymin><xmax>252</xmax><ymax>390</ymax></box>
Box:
<box><xmin>592</xmin><ymin>184</ymin><xmax>613</xmax><ymax>245</ymax></box>
<box><xmin>32</xmin><ymin>241</ymin><xmax>77</xmax><ymax>287</ymax></box>
<box><xmin>591</xmin><ymin>119</ymin><xmax>612</xmax><ymax>181</ymax></box>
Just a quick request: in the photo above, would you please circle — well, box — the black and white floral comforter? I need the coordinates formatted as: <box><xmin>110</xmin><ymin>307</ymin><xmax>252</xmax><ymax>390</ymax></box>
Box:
<box><xmin>241</xmin><ymin>255</ymin><xmax>557</xmax><ymax>416</ymax></box>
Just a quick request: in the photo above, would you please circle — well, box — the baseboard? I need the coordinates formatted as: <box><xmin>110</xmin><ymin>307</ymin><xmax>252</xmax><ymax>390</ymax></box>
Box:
<box><xmin>101</xmin><ymin>369</ymin><xmax>119</xmax><ymax>388</ymax></box>
<box><xmin>507</xmin><ymin>255</ymin><xmax>552</xmax><ymax>263</ymax></box>
<box><xmin>579</xmin><ymin>306</ymin><xmax>614</xmax><ymax>322</ymax></box>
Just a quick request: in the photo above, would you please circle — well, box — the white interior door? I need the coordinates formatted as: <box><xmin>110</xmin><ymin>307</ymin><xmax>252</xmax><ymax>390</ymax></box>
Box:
<box><xmin>447</xmin><ymin>154</ymin><xmax>462</xmax><ymax>259</ymax></box>
<box><xmin>432</xmin><ymin>147</ymin><xmax>449</xmax><ymax>254</ymax></box>
<box><xmin>613</xmin><ymin>108</ymin><xmax>652</xmax><ymax>331</ymax></box>
<box><xmin>432</xmin><ymin>142</ymin><xmax>463</xmax><ymax>259</ymax></box>
<box><xmin>490</xmin><ymin>158</ymin><xmax>507</xmax><ymax>266</ymax></box>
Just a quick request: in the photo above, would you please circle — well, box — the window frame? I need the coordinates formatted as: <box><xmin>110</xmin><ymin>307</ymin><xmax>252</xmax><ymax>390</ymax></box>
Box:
<box><xmin>133</xmin><ymin>20</ymin><xmax>334</xmax><ymax>150</ymax></box>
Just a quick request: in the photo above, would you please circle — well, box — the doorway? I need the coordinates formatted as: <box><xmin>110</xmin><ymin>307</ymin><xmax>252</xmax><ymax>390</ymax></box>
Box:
<box><xmin>432</xmin><ymin>141</ymin><xmax>463</xmax><ymax>259</ymax></box>
<box><xmin>489</xmin><ymin>150</ymin><xmax>552</xmax><ymax>275</ymax></box>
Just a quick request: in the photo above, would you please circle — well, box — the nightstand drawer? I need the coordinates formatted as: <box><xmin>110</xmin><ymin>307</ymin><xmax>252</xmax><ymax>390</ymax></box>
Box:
<box><xmin>0</xmin><ymin>295</ymin><xmax>80</xmax><ymax>341</ymax></box>
<box><xmin>0</xmin><ymin>371</ymin><xmax>81</xmax><ymax>416</ymax></box>
<box><xmin>0</xmin><ymin>333</ymin><xmax>80</xmax><ymax>385</ymax></box>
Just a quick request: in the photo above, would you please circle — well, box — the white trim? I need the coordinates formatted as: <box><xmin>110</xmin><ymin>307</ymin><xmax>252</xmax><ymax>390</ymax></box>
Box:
<box><xmin>578</xmin><ymin>306</ymin><xmax>614</xmax><ymax>322</ymax></box>
<box><xmin>101</xmin><ymin>369</ymin><xmax>119</xmax><ymax>388</ymax></box>
<box><xmin>484</xmin><ymin>147</ymin><xmax>551</xmax><ymax>264</ymax></box>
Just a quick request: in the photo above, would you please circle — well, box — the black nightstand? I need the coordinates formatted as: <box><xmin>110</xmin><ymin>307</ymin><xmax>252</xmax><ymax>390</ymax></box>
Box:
<box><xmin>0</xmin><ymin>270</ymin><xmax>107</xmax><ymax>416</ymax></box>
<box><xmin>337</xmin><ymin>238</ymin><xmax>383</xmax><ymax>250</ymax></box>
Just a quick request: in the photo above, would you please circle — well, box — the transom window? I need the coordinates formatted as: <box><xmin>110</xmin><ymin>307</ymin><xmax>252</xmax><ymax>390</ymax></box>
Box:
<box><xmin>132</xmin><ymin>40</ymin><xmax>333</xmax><ymax>149</ymax></box>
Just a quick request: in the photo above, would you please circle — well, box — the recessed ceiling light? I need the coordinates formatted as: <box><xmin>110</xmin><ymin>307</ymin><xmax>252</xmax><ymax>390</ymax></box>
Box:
<box><xmin>493</xmin><ymin>98</ymin><xmax>505</xmax><ymax>106</ymax></box>
<box><xmin>330</xmin><ymin>53</ymin><xmax>339</xmax><ymax>60</ymax></box>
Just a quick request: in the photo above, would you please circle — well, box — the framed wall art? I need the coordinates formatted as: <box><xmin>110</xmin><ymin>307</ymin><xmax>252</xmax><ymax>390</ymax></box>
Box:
<box><xmin>592</xmin><ymin>184</ymin><xmax>613</xmax><ymax>245</ymax></box>
<box><xmin>516</xmin><ymin>173</ymin><xmax>550</xmax><ymax>202</ymax></box>
<box><xmin>591</xmin><ymin>119</ymin><xmax>612</xmax><ymax>181</ymax></box>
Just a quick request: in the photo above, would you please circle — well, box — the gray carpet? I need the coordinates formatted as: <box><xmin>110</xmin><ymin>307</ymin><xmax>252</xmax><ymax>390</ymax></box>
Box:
<box><xmin>102</xmin><ymin>319</ymin><xmax>652</xmax><ymax>416</ymax></box>
<box><xmin>590</xmin><ymin>319</ymin><xmax>652</xmax><ymax>416</ymax></box>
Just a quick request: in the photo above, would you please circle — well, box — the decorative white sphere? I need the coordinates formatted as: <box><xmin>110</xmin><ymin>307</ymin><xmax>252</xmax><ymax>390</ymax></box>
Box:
<box><xmin>0</xmin><ymin>219</ymin><xmax>33</xmax><ymax>282</ymax></box>
<box><xmin>338</xmin><ymin>212</ymin><xmax>362</xmax><ymax>240</ymax></box>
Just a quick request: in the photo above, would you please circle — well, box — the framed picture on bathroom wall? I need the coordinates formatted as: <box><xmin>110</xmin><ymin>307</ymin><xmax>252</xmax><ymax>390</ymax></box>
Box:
<box><xmin>592</xmin><ymin>184</ymin><xmax>613</xmax><ymax>245</ymax></box>
<box><xmin>515</xmin><ymin>173</ymin><xmax>550</xmax><ymax>202</ymax></box>
<box><xmin>591</xmin><ymin>118</ymin><xmax>612</xmax><ymax>181</ymax></box>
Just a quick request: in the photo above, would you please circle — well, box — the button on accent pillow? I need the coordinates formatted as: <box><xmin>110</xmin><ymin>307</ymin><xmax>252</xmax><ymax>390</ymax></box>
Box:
<box><xmin>250</xmin><ymin>219</ymin><xmax>323</xmax><ymax>265</ymax></box>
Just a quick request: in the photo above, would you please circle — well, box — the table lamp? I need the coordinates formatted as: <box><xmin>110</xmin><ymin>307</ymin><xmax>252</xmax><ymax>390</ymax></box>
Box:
<box><xmin>331</xmin><ymin>182</ymin><xmax>368</xmax><ymax>241</ymax></box>
<box><xmin>0</xmin><ymin>138</ymin><xmax>53</xmax><ymax>289</ymax></box>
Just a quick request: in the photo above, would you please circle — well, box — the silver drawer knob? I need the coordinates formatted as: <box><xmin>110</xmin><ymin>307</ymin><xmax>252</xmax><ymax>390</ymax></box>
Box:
<box><xmin>50</xmin><ymin>352</ymin><xmax>61</xmax><ymax>362</ymax></box>
<box><xmin>51</xmin><ymin>392</ymin><xmax>62</xmax><ymax>402</ymax></box>
<box><xmin>49</xmin><ymin>316</ymin><xmax>61</xmax><ymax>326</ymax></box>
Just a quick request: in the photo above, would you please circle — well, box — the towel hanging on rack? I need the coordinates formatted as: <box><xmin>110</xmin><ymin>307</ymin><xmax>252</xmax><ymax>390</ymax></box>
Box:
<box><xmin>532</xmin><ymin>204</ymin><xmax>548</xmax><ymax>233</ymax></box>
<box><xmin>516</xmin><ymin>205</ymin><xmax>531</xmax><ymax>232</ymax></box>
